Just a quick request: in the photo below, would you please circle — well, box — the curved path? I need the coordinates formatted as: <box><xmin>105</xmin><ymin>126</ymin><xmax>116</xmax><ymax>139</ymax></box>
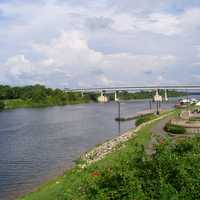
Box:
<box><xmin>151</xmin><ymin>115</ymin><xmax>171</xmax><ymax>138</ymax></box>
<box><xmin>146</xmin><ymin>113</ymin><xmax>197</xmax><ymax>156</ymax></box>
<box><xmin>145</xmin><ymin>115</ymin><xmax>172</xmax><ymax>155</ymax></box>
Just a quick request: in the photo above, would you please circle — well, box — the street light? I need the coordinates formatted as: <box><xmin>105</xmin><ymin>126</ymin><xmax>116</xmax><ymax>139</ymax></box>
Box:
<box><xmin>154</xmin><ymin>90</ymin><xmax>162</xmax><ymax>115</ymax></box>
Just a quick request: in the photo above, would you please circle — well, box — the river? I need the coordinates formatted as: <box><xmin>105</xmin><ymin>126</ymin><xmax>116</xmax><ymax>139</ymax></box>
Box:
<box><xmin>0</xmin><ymin>100</ymin><xmax>175</xmax><ymax>199</ymax></box>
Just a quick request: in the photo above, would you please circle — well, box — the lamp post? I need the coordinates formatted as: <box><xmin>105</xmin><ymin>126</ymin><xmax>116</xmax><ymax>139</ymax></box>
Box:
<box><xmin>156</xmin><ymin>100</ymin><xmax>159</xmax><ymax>115</ymax></box>
<box><xmin>154</xmin><ymin>89</ymin><xmax>162</xmax><ymax>115</ymax></box>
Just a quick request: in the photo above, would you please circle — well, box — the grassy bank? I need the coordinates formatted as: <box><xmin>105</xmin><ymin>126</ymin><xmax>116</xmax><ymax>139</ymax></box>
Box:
<box><xmin>135</xmin><ymin>113</ymin><xmax>158</xmax><ymax>126</ymax></box>
<box><xmin>4</xmin><ymin>98</ymin><xmax>90</xmax><ymax>109</ymax></box>
<box><xmin>19</xmin><ymin>111</ymin><xmax>177</xmax><ymax>200</ymax></box>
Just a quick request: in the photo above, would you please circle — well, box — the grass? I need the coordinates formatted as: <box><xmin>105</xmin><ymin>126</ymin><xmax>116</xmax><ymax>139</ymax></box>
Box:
<box><xmin>135</xmin><ymin>110</ymin><xmax>172</xmax><ymax>127</ymax></box>
<box><xmin>164</xmin><ymin>123</ymin><xmax>186</xmax><ymax>134</ymax></box>
<box><xmin>135</xmin><ymin>113</ymin><xmax>157</xmax><ymax>126</ymax></box>
<box><xmin>3</xmin><ymin>98</ymin><xmax>91</xmax><ymax>110</ymax></box>
<box><xmin>19</xmin><ymin>110</ymin><xmax>175</xmax><ymax>200</ymax></box>
<box><xmin>4</xmin><ymin>99</ymin><xmax>50</xmax><ymax>109</ymax></box>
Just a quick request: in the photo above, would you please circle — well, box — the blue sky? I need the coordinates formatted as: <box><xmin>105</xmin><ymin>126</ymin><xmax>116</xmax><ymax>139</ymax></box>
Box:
<box><xmin>0</xmin><ymin>0</ymin><xmax>200</xmax><ymax>88</ymax></box>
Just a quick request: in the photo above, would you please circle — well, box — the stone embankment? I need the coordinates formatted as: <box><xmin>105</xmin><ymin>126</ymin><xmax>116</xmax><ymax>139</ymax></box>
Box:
<box><xmin>80</xmin><ymin>110</ymin><xmax>174</xmax><ymax>168</ymax></box>
<box><xmin>80</xmin><ymin>130</ymin><xmax>136</xmax><ymax>168</ymax></box>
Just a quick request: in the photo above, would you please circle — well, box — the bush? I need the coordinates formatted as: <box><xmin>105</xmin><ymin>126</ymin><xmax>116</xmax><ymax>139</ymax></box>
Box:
<box><xmin>0</xmin><ymin>100</ymin><xmax>5</xmax><ymax>110</ymax></box>
<box><xmin>164</xmin><ymin>122</ymin><xmax>186</xmax><ymax>134</ymax></box>
<box><xmin>189</xmin><ymin>117</ymin><xmax>200</xmax><ymax>121</ymax></box>
<box><xmin>135</xmin><ymin>113</ymin><xmax>156</xmax><ymax>126</ymax></box>
<box><xmin>66</xmin><ymin>137</ymin><xmax>200</xmax><ymax>200</ymax></box>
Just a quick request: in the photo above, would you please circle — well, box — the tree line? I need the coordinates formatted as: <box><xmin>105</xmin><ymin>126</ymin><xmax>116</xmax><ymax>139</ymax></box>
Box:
<box><xmin>0</xmin><ymin>85</ymin><xmax>95</xmax><ymax>109</ymax></box>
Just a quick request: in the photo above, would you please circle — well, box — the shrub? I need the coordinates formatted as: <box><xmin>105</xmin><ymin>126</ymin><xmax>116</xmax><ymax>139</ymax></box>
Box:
<box><xmin>135</xmin><ymin>113</ymin><xmax>156</xmax><ymax>126</ymax></box>
<box><xmin>0</xmin><ymin>100</ymin><xmax>5</xmax><ymax>110</ymax></box>
<box><xmin>189</xmin><ymin>117</ymin><xmax>200</xmax><ymax>121</ymax></box>
<box><xmin>164</xmin><ymin>122</ymin><xmax>186</xmax><ymax>134</ymax></box>
<box><xmin>67</xmin><ymin>138</ymin><xmax>200</xmax><ymax>200</ymax></box>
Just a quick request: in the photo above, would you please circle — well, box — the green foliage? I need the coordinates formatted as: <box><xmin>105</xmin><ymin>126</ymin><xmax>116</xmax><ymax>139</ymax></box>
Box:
<box><xmin>164</xmin><ymin>123</ymin><xmax>186</xmax><ymax>134</ymax></box>
<box><xmin>0</xmin><ymin>84</ymin><xmax>93</xmax><ymax>109</ymax></box>
<box><xmin>135</xmin><ymin>113</ymin><xmax>156</xmax><ymax>126</ymax></box>
<box><xmin>67</xmin><ymin>137</ymin><xmax>200</xmax><ymax>200</ymax></box>
<box><xmin>189</xmin><ymin>116</ymin><xmax>200</xmax><ymax>121</ymax></box>
<box><xmin>0</xmin><ymin>100</ymin><xmax>5</xmax><ymax>110</ymax></box>
<box><xmin>136</xmin><ymin>138</ymin><xmax>200</xmax><ymax>200</ymax></box>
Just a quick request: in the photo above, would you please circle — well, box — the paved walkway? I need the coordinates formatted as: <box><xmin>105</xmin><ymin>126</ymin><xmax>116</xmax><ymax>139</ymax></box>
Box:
<box><xmin>145</xmin><ymin>115</ymin><xmax>172</xmax><ymax>155</ymax></box>
<box><xmin>151</xmin><ymin>115</ymin><xmax>171</xmax><ymax>137</ymax></box>
<box><xmin>145</xmin><ymin>114</ymin><xmax>198</xmax><ymax>155</ymax></box>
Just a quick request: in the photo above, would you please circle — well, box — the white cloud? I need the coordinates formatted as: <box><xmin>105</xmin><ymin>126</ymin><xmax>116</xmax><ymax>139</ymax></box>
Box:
<box><xmin>0</xmin><ymin>0</ymin><xmax>200</xmax><ymax>87</ymax></box>
<box><xmin>110</xmin><ymin>8</ymin><xmax>200</xmax><ymax>36</ymax></box>
<box><xmin>135</xmin><ymin>13</ymin><xmax>181</xmax><ymax>36</ymax></box>
<box><xmin>1</xmin><ymin>30</ymin><xmax>177</xmax><ymax>87</ymax></box>
<box><xmin>196</xmin><ymin>46</ymin><xmax>200</xmax><ymax>58</ymax></box>
<box><xmin>181</xmin><ymin>8</ymin><xmax>200</xmax><ymax>29</ymax></box>
<box><xmin>103</xmin><ymin>53</ymin><xmax>175</xmax><ymax>71</ymax></box>
<box><xmin>31</xmin><ymin>31</ymin><xmax>176</xmax><ymax>86</ymax></box>
<box><xmin>32</xmin><ymin>31</ymin><xmax>103</xmax><ymax>71</ymax></box>
<box><xmin>5</xmin><ymin>54</ymin><xmax>33</xmax><ymax>76</ymax></box>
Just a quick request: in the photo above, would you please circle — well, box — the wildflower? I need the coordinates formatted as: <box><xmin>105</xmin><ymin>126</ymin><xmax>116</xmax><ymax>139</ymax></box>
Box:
<box><xmin>107</xmin><ymin>166</ymin><xmax>113</xmax><ymax>172</ymax></box>
<box><xmin>91</xmin><ymin>171</ymin><xmax>100</xmax><ymax>177</ymax></box>
<box><xmin>160</xmin><ymin>139</ymin><xmax>165</xmax><ymax>144</ymax></box>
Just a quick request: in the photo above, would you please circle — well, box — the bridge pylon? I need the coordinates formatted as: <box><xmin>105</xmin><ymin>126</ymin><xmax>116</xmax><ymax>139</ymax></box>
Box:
<box><xmin>164</xmin><ymin>89</ymin><xmax>168</xmax><ymax>101</ymax></box>
<box><xmin>114</xmin><ymin>91</ymin><xmax>119</xmax><ymax>101</ymax></box>
<box><xmin>81</xmin><ymin>90</ymin><xmax>84</xmax><ymax>97</ymax></box>
<box><xmin>98</xmin><ymin>90</ymin><xmax>109</xmax><ymax>103</ymax></box>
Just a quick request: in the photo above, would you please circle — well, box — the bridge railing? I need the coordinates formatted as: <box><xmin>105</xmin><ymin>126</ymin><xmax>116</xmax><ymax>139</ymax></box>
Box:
<box><xmin>65</xmin><ymin>85</ymin><xmax>200</xmax><ymax>92</ymax></box>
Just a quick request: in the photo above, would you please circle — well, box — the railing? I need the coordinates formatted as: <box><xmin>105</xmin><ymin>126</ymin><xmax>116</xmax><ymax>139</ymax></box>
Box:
<box><xmin>65</xmin><ymin>85</ymin><xmax>200</xmax><ymax>92</ymax></box>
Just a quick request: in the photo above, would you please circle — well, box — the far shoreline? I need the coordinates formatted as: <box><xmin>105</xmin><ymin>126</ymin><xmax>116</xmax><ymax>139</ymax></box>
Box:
<box><xmin>0</xmin><ymin>96</ymin><xmax>182</xmax><ymax>112</ymax></box>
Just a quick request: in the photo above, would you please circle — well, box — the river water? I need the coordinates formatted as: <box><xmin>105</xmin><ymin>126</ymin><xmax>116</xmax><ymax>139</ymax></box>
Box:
<box><xmin>0</xmin><ymin>100</ymin><xmax>175</xmax><ymax>199</ymax></box>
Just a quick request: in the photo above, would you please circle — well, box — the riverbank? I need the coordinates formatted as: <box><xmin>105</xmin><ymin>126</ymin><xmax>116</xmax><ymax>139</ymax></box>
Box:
<box><xmin>2</xmin><ymin>97</ymin><xmax>180</xmax><ymax>111</ymax></box>
<box><xmin>3</xmin><ymin>98</ymin><xmax>91</xmax><ymax>110</ymax></box>
<box><xmin>18</xmin><ymin>109</ymin><xmax>175</xmax><ymax>200</ymax></box>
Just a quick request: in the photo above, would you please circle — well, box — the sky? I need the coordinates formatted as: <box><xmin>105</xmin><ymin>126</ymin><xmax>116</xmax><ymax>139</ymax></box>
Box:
<box><xmin>0</xmin><ymin>0</ymin><xmax>200</xmax><ymax>88</ymax></box>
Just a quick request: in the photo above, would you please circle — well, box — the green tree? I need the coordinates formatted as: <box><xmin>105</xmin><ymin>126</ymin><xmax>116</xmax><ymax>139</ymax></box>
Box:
<box><xmin>31</xmin><ymin>85</ymin><xmax>48</xmax><ymax>102</ymax></box>
<box><xmin>0</xmin><ymin>100</ymin><xmax>5</xmax><ymax>110</ymax></box>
